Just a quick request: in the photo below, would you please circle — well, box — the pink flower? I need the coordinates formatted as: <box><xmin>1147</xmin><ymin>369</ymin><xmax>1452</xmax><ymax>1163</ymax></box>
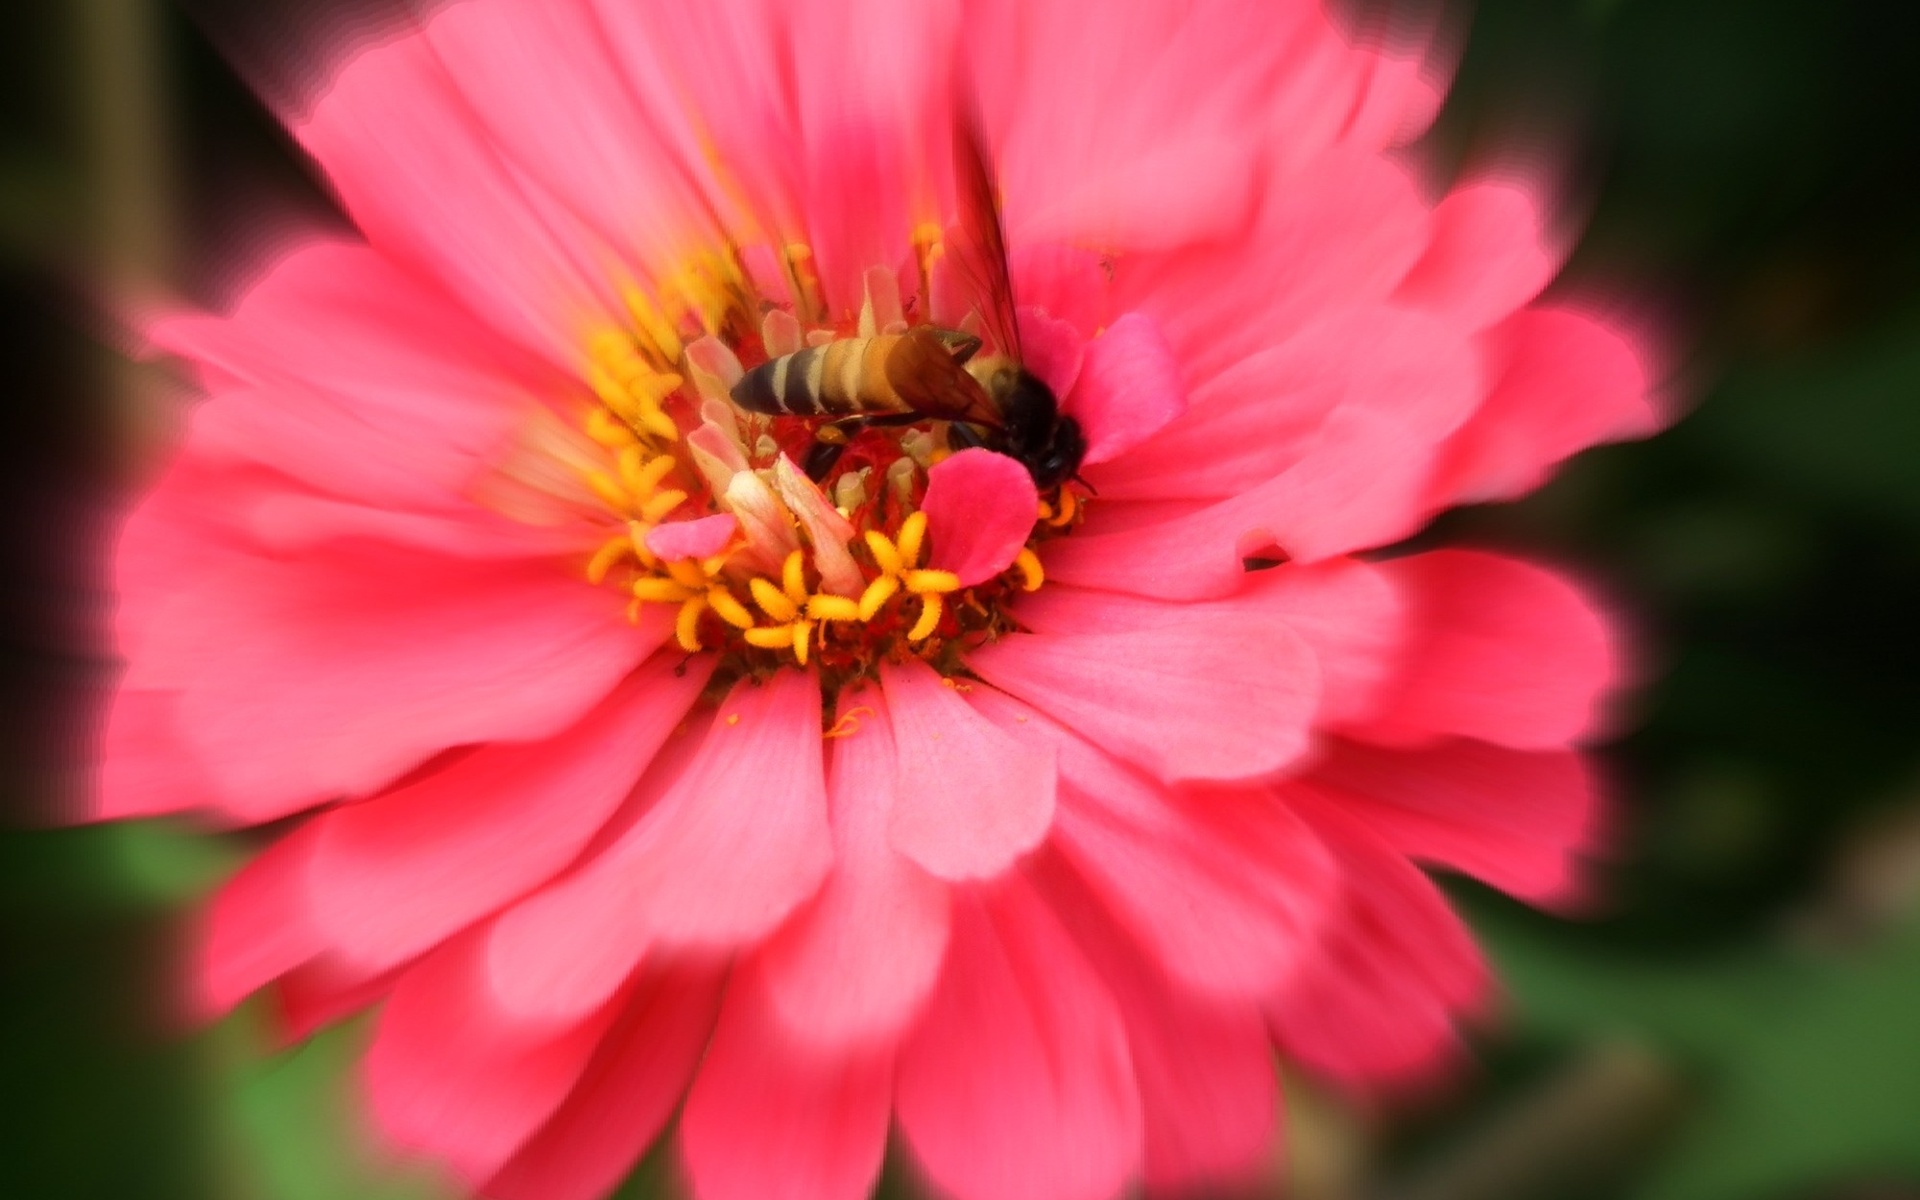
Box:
<box><xmin>96</xmin><ymin>2</ymin><xmax>1661</xmax><ymax>1199</ymax></box>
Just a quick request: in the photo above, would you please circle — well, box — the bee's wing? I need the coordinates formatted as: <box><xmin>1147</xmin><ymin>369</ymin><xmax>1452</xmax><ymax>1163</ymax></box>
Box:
<box><xmin>945</xmin><ymin>102</ymin><xmax>1023</xmax><ymax>363</ymax></box>
<box><xmin>885</xmin><ymin>329</ymin><xmax>1003</xmax><ymax>426</ymax></box>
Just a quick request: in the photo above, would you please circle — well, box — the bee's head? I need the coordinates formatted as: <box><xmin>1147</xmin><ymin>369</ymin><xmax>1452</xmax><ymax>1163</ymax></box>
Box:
<box><xmin>997</xmin><ymin>370</ymin><xmax>1085</xmax><ymax>490</ymax></box>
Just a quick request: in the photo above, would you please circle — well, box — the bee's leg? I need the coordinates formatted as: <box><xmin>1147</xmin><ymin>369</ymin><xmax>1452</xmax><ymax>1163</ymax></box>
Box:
<box><xmin>946</xmin><ymin>421</ymin><xmax>988</xmax><ymax>451</ymax></box>
<box><xmin>930</xmin><ymin>329</ymin><xmax>984</xmax><ymax>365</ymax></box>
<box><xmin>805</xmin><ymin>419</ymin><xmax>861</xmax><ymax>480</ymax></box>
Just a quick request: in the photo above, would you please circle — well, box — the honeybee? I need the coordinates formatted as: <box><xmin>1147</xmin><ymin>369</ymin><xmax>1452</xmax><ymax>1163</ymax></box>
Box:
<box><xmin>729</xmin><ymin>113</ymin><xmax>1086</xmax><ymax>490</ymax></box>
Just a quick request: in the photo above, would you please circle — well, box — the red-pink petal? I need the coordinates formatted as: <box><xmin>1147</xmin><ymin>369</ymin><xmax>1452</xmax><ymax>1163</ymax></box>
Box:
<box><xmin>94</xmin><ymin>689</ymin><xmax>215</xmax><ymax>822</ymax></box>
<box><xmin>485</xmin><ymin>963</ymin><xmax>726</xmax><ymax>1200</ymax></box>
<box><xmin>1018</xmin><ymin>306</ymin><xmax>1087</xmax><ymax>399</ymax></box>
<box><xmin>1064</xmin><ymin>313</ymin><xmax>1187</xmax><ymax>466</ymax></box>
<box><xmin>756</xmin><ymin>696</ymin><xmax>951</xmax><ymax>1047</ymax></box>
<box><xmin>966</xmin><ymin>616</ymin><xmax>1320</xmax><ymax>785</ymax></box>
<box><xmin>304</xmin><ymin>655</ymin><xmax>713</xmax><ymax>972</ymax></box>
<box><xmin>897</xmin><ymin>886</ymin><xmax>1144</xmax><ymax>1200</ymax></box>
<box><xmin>1364</xmin><ymin>550</ymin><xmax>1621</xmax><ymax>749</ymax></box>
<box><xmin>196</xmin><ymin>826</ymin><xmax>326</xmax><ymax>1016</ymax></box>
<box><xmin>880</xmin><ymin>660</ymin><xmax>1055</xmax><ymax>880</ymax></box>
<box><xmin>1310</xmin><ymin>737</ymin><xmax>1602</xmax><ymax>907</ymax></box>
<box><xmin>681</xmin><ymin>970</ymin><xmax>893</xmax><ymax>1200</ymax></box>
<box><xmin>1394</xmin><ymin>180</ymin><xmax>1559</xmax><ymax>332</ymax></box>
<box><xmin>486</xmin><ymin>672</ymin><xmax>831</xmax><ymax>1024</ymax></box>
<box><xmin>922</xmin><ymin>450</ymin><xmax>1040</xmax><ymax>587</ymax></box>
<box><xmin>643</xmin><ymin>513</ymin><xmax>738</xmax><ymax>562</ymax></box>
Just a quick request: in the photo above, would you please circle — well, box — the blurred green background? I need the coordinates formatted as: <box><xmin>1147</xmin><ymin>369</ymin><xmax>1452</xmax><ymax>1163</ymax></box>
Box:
<box><xmin>4</xmin><ymin>0</ymin><xmax>1920</xmax><ymax>1197</ymax></box>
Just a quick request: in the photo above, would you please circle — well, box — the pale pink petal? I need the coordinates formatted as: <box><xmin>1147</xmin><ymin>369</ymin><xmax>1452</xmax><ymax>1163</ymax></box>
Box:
<box><xmin>897</xmin><ymin>886</ymin><xmax>1144</xmax><ymax>1200</ymax></box>
<box><xmin>304</xmin><ymin>655</ymin><xmax>714</xmax><ymax>972</ymax></box>
<box><xmin>365</xmin><ymin>934</ymin><xmax>620</xmax><ymax>1183</ymax></box>
<box><xmin>1271</xmin><ymin>795</ymin><xmax>1489</xmax><ymax>1089</ymax></box>
<box><xmin>681</xmin><ymin>969</ymin><xmax>893</xmax><ymax>1200</ymax></box>
<box><xmin>94</xmin><ymin>689</ymin><xmax>216</xmax><ymax>822</ymax></box>
<box><xmin>1309</xmin><ymin>737</ymin><xmax>1602</xmax><ymax>907</ymax></box>
<box><xmin>195</xmin><ymin>826</ymin><xmax>326</xmax><ymax>1016</ymax></box>
<box><xmin>881</xmin><ymin>660</ymin><xmax>1054</xmax><ymax>880</ymax></box>
<box><xmin>966</xmin><ymin>616</ymin><xmax>1320</xmax><ymax>785</ymax></box>
<box><xmin>1363</xmin><ymin>550</ymin><xmax>1620</xmax><ymax>749</ymax></box>
<box><xmin>1394</xmin><ymin>181</ymin><xmax>1560</xmax><ymax>332</ymax></box>
<box><xmin>1010</xmin><ymin>243</ymin><xmax>1112</xmax><ymax>338</ymax></box>
<box><xmin>772</xmin><ymin>456</ymin><xmax>864</xmax><ymax>596</ymax></box>
<box><xmin>644</xmin><ymin>514</ymin><xmax>738</xmax><ymax>562</ymax></box>
<box><xmin>486</xmin><ymin>672</ymin><xmax>831</xmax><ymax>1024</ymax></box>
<box><xmin>1017</xmin><ymin>307</ymin><xmax>1086</xmax><ymax>399</ymax></box>
<box><xmin>1064</xmin><ymin>313</ymin><xmax>1186</xmax><ymax>466</ymax></box>
<box><xmin>1042</xmin><ymin>863</ymin><xmax>1278</xmax><ymax>1193</ymax></box>
<box><xmin>133</xmin><ymin>546</ymin><xmax>664</xmax><ymax>821</ymax></box>
<box><xmin>757</xmin><ymin>697</ymin><xmax>951</xmax><ymax>1047</ymax></box>
<box><xmin>972</xmin><ymin>690</ymin><xmax>1338</xmax><ymax>999</ymax></box>
<box><xmin>485</xmin><ymin>963</ymin><xmax>727</xmax><ymax>1200</ymax></box>
<box><xmin>1430</xmin><ymin>306</ymin><xmax>1661</xmax><ymax>507</ymax></box>
<box><xmin>922</xmin><ymin>449</ymin><xmax>1040</xmax><ymax>586</ymax></box>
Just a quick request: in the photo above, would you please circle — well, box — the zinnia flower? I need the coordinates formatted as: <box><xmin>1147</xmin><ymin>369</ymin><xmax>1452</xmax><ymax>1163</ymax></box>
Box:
<box><xmin>97</xmin><ymin>1</ymin><xmax>1660</xmax><ymax>1198</ymax></box>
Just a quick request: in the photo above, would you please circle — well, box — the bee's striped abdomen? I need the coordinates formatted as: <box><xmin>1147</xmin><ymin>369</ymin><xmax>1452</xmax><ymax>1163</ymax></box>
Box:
<box><xmin>730</xmin><ymin>335</ymin><xmax>910</xmax><ymax>418</ymax></box>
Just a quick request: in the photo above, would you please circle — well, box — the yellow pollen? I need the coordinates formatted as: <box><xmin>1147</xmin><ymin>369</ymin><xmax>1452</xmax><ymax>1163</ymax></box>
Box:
<box><xmin>1048</xmin><ymin>489</ymin><xmax>1079</xmax><ymax>527</ymax></box>
<box><xmin>744</xmin><ymin>624</ymin><xmax>797</xmax><ymax>650</ymax></box>
<box><xmin>622</xmin><ymin>286</ymin><xmax>684</xmax><ymax>363</ymax></box>
<box><xmin>586</xmin><ymin>537</ymin><xmax>633</xmax><ymax>585</ymax></box>
<box><xmin>858</xmin><ymin>573</ymin><xmax>900</xmax><ymax>621</ymax></box>
<box><xmin>635</xmin><ymin>395</ymin><xmax>680</xmax><ymax>442</ymax></box>
<box><xmin>587</xmin><ymin>407</ymin><xmax>638</xmax><ymax>448</ymax></box>
<box><xmin>586</xmin><ymin>472</ymin><xmax>631</xmax><ymax>513</ymax></box>
<box><xmin>781</xmin><ymin>550</ymin><xmax>808</xmax><ymax>605</ymax></box>
<box><xmin>707</xmin><ymin>586</ymin><xmax>756</xmax><ymax>630</ymax></box>
<box><xmin>1014</xmin><ymin>547</ymin><xmax>1045</xmax><ymax>592</ymax></box>
<box><xmin>725</xmin><ymin>711</ymin><xmax>741</xmax><ymax>726</ymax></box>
<box><xmin>627</xmin><ymin>521</ymin><xmax>658</xmax><ymax>567</ymax></box>
<box><xmin>904</xmin><ymin>569</ymin><xmax>961</xmax><ymax>595</ymax></box>
<box><xmin>1036</xmin><ymin>499</ymin><xmax>1053</xmax><ymax>520</ymax></box>
<box><xmin>807</xmin><ymin>594</ymin><xmax>863</xmax><ymax>623</ymax></box>
<box><xmin>675</xmin><ymin>595</ymin><xmax>708</xmax><ymax>651</ymax></box>
<box><xmin>864</xmin><ymin>530</ymin><xmax>904</xmax><ymax>576</ymax></box>
<box><xmin>634</xmin><ymin>452</ymin><xmax>680</xmax><ymax>494</ymax></box>
<box><xmin>633</xmin><ymin>576</ymin><xmax>694</xmax><ymax>604</ymax></box>
<box><xmin>896</xmin><ymin>511</ymin><xmax>928</xmax><ymax>567</ymax></box>
<box><xmin>749</xmin><ymin>577</ymin><xmax>799</xmax><ymax>622</ymax></box>
<box><xmin>793</xmin><ymin>620</ymin><xmax>815</xmax><ymax>665</ymax></box>
<box><xmin>907</xmin><ymin>594</ymin><xmax>944</xmax><ymax>642</ymax></box>
<box><xmin>639</xmin><ymin>488</ymin><xmax>689</xmax><ymax>523</ymax></box>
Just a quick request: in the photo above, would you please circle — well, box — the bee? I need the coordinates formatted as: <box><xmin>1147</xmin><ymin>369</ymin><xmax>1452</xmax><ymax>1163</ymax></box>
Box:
<box><xmin>729</xmin><ymin>112</ymin><xmax>1086</xmax><ymax>490</ymax></box>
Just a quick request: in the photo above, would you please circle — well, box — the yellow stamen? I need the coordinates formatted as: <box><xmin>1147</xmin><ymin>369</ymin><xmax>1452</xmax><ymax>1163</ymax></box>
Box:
<box><xmin>744</xmin><ymin>624</ymin><xmax>796</xmax><ymax>650</ymax></box>
<box><xmin>586</xmin><ymin>407</ymin><xmax>638</xmax><ymax>448</ymax></box>
<box><xmin>1048</xmin><ymin>489</ymin><xmax>1079</xmax><ymax>527</ymax></box>
<box><xmin>627</xmin><ymin>520</ymin><xmax>658</xmax><ymax>568</ymax></box>
<box><xmin>666</xmin><ymin>558</ymin><xmax>709</xmax><ymax>590</ymax></box>
<box><xmin>906</xmin><ymin>594</ymin><xmax>944</xmax><ymax>642</ymax></box>
<box><xmin>896</xmin><ymin>511</ymin><xmax>928</xmax><ymax>568</ymax></box>
<box><xmin>1013</xmin><ymin>546</ymin><xmax>1045</xmax><ymax>592</ymax></box>
<box><xmin>632</xmin><ymin>576</ymin><xmax>694</xmax><ymax>604</ymax></box>
<box><xmin>793</xmin><ymin>620</ymin><xmax>814</xmax><ymax>665</ymax></box>
<box><xmin>622</xmin><ymin>285</ymin><xmax>684</xmax><ymax>363</ymax></box>
<box><xmin>639</xmin><ymin>488</ymin><xmax>688</xmax><ymax>523</ymax></box>
<box><xmin>635</xmin><ymin>394</ymin><xmax>680</xmax><ymax>442</ymax></box>
<box><xmin>1036</xmin><ymin>499</ymin><xmax>1054</xmax><ymax>520</ymax></box>
<box><xmin>635</xmin><ymin>453</ymin><xmax>679</xmax><ymax>494</ymax></box>
<box><xmin>616</xmin><ymin>445</ymin><xmax>650</xmax><ymax>494</ymax></box>
<box><xmin>823</xmin><ymin>706</ymin><xmax>874</xmax><ymax>739</ymax></box>
<box><xmin>807</xmin><ymin>594</ymin><xmax>863</xmax><ymax>623</ymax></box>
<box><xmin>864</xmin><ymin>530</ymin><xmax>904</xmax><ymax>576</ymax></box>
<box><xmin>904</xmin><ymin>569</ymin><xmax>961</xmax><ymax>595</ymax></box>
<box><xmin>781</xmin><ymin>549</ymin><xmax>808</xmax><ymax>606</ymax></box>
<box><xmin>586</xmin><ymin>472</ymin><xmax>631</xmax><ymax>513</ymax></box>
<box><xmin>675</xmin><ymin>595</ymin><xmax>708</xmax><ymax>651</ymax></box>
<box><xmin>749</xmin><ymin>577</ymin><xmax>799</xmax><ymax>622</ymax></box>
<box><xmin>857</xmin><ymin>573</ymin><xmax>900</xmax><ymax>621</ymax></box>
<box><xmin>707</xmin><ymin>586</ymin><xmax>756</xmax><ymax>630</ymax></box>
<box><xmin>586</xmin><ymin>537</ymin><xmax>633</xmax><ymax>585</ymax></box>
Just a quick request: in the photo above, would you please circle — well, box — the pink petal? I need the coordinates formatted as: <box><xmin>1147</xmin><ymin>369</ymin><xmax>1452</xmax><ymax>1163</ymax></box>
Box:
<box><xmin>644</xmin><ymin>514</ymin><xmax>738</xmax><ymax>562</ymax></box>
<box><xmin>965</xmin><ymin>615</ymin><xmax>1320</xmax><ymax>785</ymax></box>
<box><xmin>972</xmin><ymin>690</ymin><xmax>1338</xmax><ymax>999</ymax></box>
<box><xmin>1064</xmin><ymin>313</ymin><xmax>1187</xmax><ymax>466</ymax></box>
<box><xmin>1309</xmin><ymin>737</ymin><xmax>1602</xmax><ymax>907</ymax></box>
<box><xmin>1271</xmin><ymin>795</ymin><xmax>1489</xmax><ymax>1089</ymax></box>
<box><xmin>273</xmin><ymin>955</ymin><xmax>399</xmax><ymax>1042</ymax></box>
<box><xmin>304</xmin><ymin>654</ymin><xmax>713</xmax><ymax>972</ymax></box>
<box><xmin>486</xmin><ymin>672</ymin><xmax>831</xmax><ymax>1024</ymax></box>
<box><xmin>1017</xmin><ymin>306</ymin><xmax>1086</xmax><ymax>399</ymax></box>
<box><xmin>195</xmin><ymin>826</ymin><xmax>326</xmax><ymax>1016</ymax></box>
<box><xmin>922</xmin><ymin>449</ymin><xmax>1040</xmax><ymax>586</ymax></box>
<box><xmin>1364</xmin><ymin>550</ymin><xmax>1621</xmax><ymax>749</ymax></box>
<box><xmin>1394</xmin><ymin>180</ymin><xmax>1560</xmax><ymax>332</ymax></box>
<box><xmin>1010</xmin><ymin>242</ymin><xmax>1110</xmax><ymax>337</ymax></box>
<box><xmin>756</xmin><ymin>696</ymin><xmax>951</xmax><ymax>1047</ymax></box>
<box><xmin>681</xmin><ymin>969</ymin><xmax>894</xmax><ymax>1200</ymax></box>
<box><xmin>1041</xmin><ymin>863</ymin><xmax>1278</xmax><ymax>1193</ymax></box>
<box><xmin>485</xmin><ymin>962</ymin><xmax>726</xmax><ymax>1200</ymax></box>
<box><xmin>897</xmin><ymin>886</ymin><xmax>1144</xmax><ymax>1200</ymax></box>
<box><xmin>880</xmin><ymin>660</ymin><xmax>1055</xmax><ymax>880</ymax></box>
<box><xmin>365</xmin><ymin>934</ymin><xmax>621</xmax><ymax>1183</ymax></box>
<box><xmin>134</xmin><ymin>545</ymin><xmax>665</xmax><ymax>822</ymax></box>
<box><xmin>1430</xmin><ymin>306</ymin><xmax>1661</xmax><ymax>507</ymax></box>
<box><xmin>94</xmin><ymin>689</ymin><xmax>216</xmax><ymax>822</ymax></box>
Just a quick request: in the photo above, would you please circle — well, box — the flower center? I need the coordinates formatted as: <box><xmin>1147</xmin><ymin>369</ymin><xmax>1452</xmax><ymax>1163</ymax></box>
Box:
<box><xmin>541</xmin><ymin>240</ymin><xmax>1084</xmax><ymax>701</ymax></box>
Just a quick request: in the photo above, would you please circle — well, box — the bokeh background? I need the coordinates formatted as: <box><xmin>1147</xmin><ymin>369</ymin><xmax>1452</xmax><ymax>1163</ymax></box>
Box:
<box><xmin>4</xmin><ymin>0</ymin><xmax>1920</xmax><ymax>1197</ymax></box>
